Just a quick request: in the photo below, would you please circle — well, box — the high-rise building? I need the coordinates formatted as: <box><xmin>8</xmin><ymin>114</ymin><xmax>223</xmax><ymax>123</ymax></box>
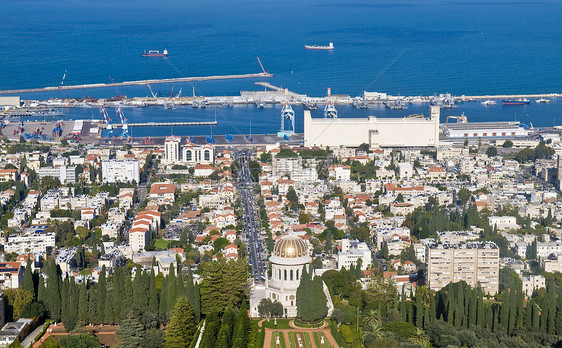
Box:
<box><xmin>426</xmin><ymin>241</ymin><xmax>499</xmax><ymax>295</ymax></box>
<box><xmin>164</xmin><ymin>136</ymin><xmax>181</xmax><ymax>164</ymax></box>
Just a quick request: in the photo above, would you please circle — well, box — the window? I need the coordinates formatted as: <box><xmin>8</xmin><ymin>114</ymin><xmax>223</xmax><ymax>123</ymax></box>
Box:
<box><xmin>204</xmin><ymin>150</ymin><xmax>210</xmax><ymax>162</ymax></box>
<box><xmin>278</xmin><ymin>269</ymin><xmax>281</xmax><ymax>280</ymax></box>
<box><xmin>296</xmin><ymin>269</ymin><xmax>299</xmax><ymax>279</ymax></box>
<box><xmin>473</xmin><ymin>133</ymin><xmax>478</xmax><ymax>137</ymax></box>
<box><xmin>464</xmin><ymin>133</ymin><xmax>468</xmax><ymax>137</ymax></box>
<box><xmin>512</xmin><ymin>132</ymin><xmax>515</xmax><ymax>136</ymax></box>
<box><xmin>186</xmin><ymin>150</ymin><xmax>192</xmax><ymax>162</ymax></box>
<box><xmin>284</xmin><ymin>269</ymin><xmax>287</xmax><ymax>280</ymax></box>
<box><xmin>290</xmin><ymin>270</ymin><xmax>293</xmax><ymax>281</ymax></box>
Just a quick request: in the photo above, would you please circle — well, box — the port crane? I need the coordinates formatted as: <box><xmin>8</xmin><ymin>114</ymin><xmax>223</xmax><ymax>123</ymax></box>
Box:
<box><xmin>116</xmin><ymin>106</ymin><xmax>129</xmax><ymax>138</ymax></box>
<box><xmin>108</xmin><ymin>75</ymin><xmax>126</xmax><ymax>99</ymax></box>
<box><xmin>257</xmin><ymin>57</ymin><xmax>267</xmax><ymax>74</ymax></box>
<box><xmin>279</xmin><ymin>89</ymin><xmax>295</xmax><ymax>137</ymax></box>
<box><xmin>100</xmin><ymin>106</ymin><xmax>113</xmax><ymax>131</ymax></box>
<box><xmin>146</xmin><ymin>83</ymin><xmax>157</xmax><ymax>99</ymax></box>
<box><xmin>324</xmin><ymin>87</ymin><xmax>338</xmax><ymax>118</ymax></box>
<box><xmin>446</xmin><ymin>113</ymin><xmax>468</xmax><ymax>123</ymax></box>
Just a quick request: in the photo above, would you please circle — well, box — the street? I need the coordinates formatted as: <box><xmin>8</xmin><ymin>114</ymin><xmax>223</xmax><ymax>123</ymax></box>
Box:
<box><xmin>236</xmin><ymin>150</ymin><xmax>266</xmax><ymax>283</ymax></box>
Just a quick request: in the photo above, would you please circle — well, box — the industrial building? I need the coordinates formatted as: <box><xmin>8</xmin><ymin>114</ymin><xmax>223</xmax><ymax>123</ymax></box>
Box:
<box><xmin>304</xmin><ymin>106</ymin><xmax>440</xmax><ymax>148</ymax></box>
<box><xmin>441</xmin><ymin>121</ymin><xmax>528</xmax><ymax>138</ymax></box>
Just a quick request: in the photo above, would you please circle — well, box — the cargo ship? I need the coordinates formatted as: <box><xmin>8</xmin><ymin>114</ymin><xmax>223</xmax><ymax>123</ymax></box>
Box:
<box><xmin>305</xmin><ymin>42</ymin><xmax>334</xmax><ymax>50</ymax></box>
<box><xmin>502</xmin><ymin>98</ymin><xmax>530</xmax><ymax>105</ymax></box>
<box><xmin>142</xmin><ymin>49</ymin><xmax>168</xmax><ymax>57</ymax></box>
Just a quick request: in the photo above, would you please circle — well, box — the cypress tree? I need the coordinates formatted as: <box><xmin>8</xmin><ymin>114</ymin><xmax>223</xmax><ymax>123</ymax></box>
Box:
<box><xmin>429</xmin><ymin>295</ymin><xmax>436</xmax><ymax>322</ymax></box>
<box><xmin>37</xmin><ymin>275</ymin><xmax>46</xmax><ymax>305</ymax></box>
<box><xmin>193</xmin><ymin>283</ymin><xmax>201</xmax><ymax>323</ymax></box>
<box><xmin>164</xmin><ymin>296</ymin><xmax>197</xmax><ymax>348</ymax></box>
<box><xmin>296</xmin><ymin>266</ymin><xmax>310</xmax><ymax>320</ymax></box>
<box><xmin>401</xmin><ymin>287</ymin><xmax>407</xmax><ymax>322</ymax></box>
<box><xmin>216</xmin><ymin>308</ymin><xmax>234</xmax><ymax>348</ymax></box>
<box><xmin>113</xmin><ymin>267</ymin><xmax>124</xmax><ymax>321</ymax></box>
<box><xmin>232</xmin><ymin>302</ymin><xmax>250</xmax><ymax>348</ymax></box>
<box><xmin>507</xmin><ymin>291</ymin><xmax>516</xmax><ymax>334</ymax></box>
<box><xmin>415</xmin><ymin>291</ymin><xmax>423</xmax><ymax>328</ymax></box>
<box><xmin>46</xmin><ymin>261</ymin><xmax>62</xmax><ymax>321</ymax></box>
<box><xmin>455</xmin><ymin>284</ymin><xmax>464</xmax><ymax>328</ymax></box>
<box><xmin>78</xmin><ymin>283</ymin><xmax>89</xmax><ymax>325</ymax></box>
<box><xmin>500</xmin><ymin>291</ymin><xmax>510</xmax><ymax>330</ymax></box>
<box><xmin>21</xmin><ymin>259</ymin><xmax>34</xmax><ymax>297</ymax></box>
<box><xmin>148</xmin><ymin>270</ymin><xmax>159</xmax><ymax>313</ymax></box>
<box><xmin>525</xmin><ymin>298</ymin><xmax>533</xmax><ymax>330</ymax></box>
<box><xmin>556</xmin><ymin>294</ymin><xmax>562</xmax><ymax>335</ymax></box>
<box><xmin>167</xmin><ymin>265</ymin><xmax>177</xmax><ymax>313</ymax></box>
<box><xmin>96</xmin><ymin>266</ymin><xmax>107</xmax><ymax>324</ymax></box>
<box><xmin>176</xmin><ymin>267</ymin><xmax>185</xmax><ymax>296</ymax></box>
<box><xmin>123</xmin><ymin>269</ymin><xmax>134</xmax><ymax>315</ymax></box>
<box><xmin>160</xmin><ymin>277</ymin><xmax>168</xmax><ymax>315</ymax></box>
<box><xmin>88</xmin><ymin>288</ymin><xmax>97</xmax><ymax>324</ymax></box>
<box><xmin>515</xmin><ymin>290</ymin><xmax>524</xmax><ymax>331</ymax></box>
<box><xmin>199</xmin><ymin>311</ymin><xmax>219</xmax><ymax>348</ymax></box>
<box><xmin>531</xmin><ymin>299</ymin><xmax>540</xmax><ymax>330</ymax></box>
<box><xmin>105</xmin><ymin>289</ymin><xmax>114</xmax><ymax>324</ymax></box>
<box><xmin>468</xmin><ymin>289</ymin><xmax>477</xmax><ymax>328</ymax></box>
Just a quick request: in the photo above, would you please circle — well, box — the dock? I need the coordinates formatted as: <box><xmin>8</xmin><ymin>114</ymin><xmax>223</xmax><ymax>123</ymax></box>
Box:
<box><xmin>115</xmin><ymin>121</ymin><xmax>217</xmax><ymax>127</ymax></box>
<box><xmin>0</xmin><ymin>72</ymin><xmax>273</xmax><ymax>95</ymax></box>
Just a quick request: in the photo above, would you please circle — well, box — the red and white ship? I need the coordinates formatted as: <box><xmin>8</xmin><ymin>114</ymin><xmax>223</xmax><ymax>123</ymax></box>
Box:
<box><xmin>142</xmin><ymin>49</ymin><xmax>168</xmax><ymax>57</ymax></box>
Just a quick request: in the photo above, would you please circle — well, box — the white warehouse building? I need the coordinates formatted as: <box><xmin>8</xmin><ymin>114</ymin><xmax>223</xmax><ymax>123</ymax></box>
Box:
<box><xmin>441</xmin><ymin>121</ymin><xmax>528</xmax><ymax>138</ymax></box>
<box><xmin>304</xmin><ymin>106</ymin><xmax>440</xmax><ymax>148</ymax></box>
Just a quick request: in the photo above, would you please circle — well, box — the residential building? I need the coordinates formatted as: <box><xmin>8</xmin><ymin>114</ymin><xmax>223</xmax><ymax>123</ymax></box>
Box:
<box><xmin>38</xmin><ymin>166</ymin><xmax>76</xmax><ymax>184</ymax></box>
<box><xmin>164</xmin><ymin>136</ymin><xmax>181</xmax><ymax>164</ymax></box>
<box><xmin>101</xmin><ymin>160</ymin><xmax>140</xmax><ymax>183</ymax></box>
<box><xmin>426</xmin><ymin>241</ymin><xmax>500</xmax><ymax>295</ymax></box>
<box><xmin>521</xmin><ymin>274</ymin><xmax>545</xmax><ymax>297</ymax></box>
<box><xmin>337</xmin><ymin>239</ymin><xmax>372</xmax><ymax>271</ymax></box>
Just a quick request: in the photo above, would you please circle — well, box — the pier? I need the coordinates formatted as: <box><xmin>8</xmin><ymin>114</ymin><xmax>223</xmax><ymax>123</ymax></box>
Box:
<box><xmin>0</xmin><ymin>72</ymin><xmax>273</xmax><ymax>95</ymax></box>
<box><xmin>116</xmin><ymin>121</ymin><xmax>217</xmax><ymax>127</ymax></box>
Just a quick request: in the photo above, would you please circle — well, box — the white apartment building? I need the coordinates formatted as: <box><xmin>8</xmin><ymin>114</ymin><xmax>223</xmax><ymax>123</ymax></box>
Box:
<box><xmin>426</xmin><ymin>241</ymin><xmax>500</xmax><ymax>295</ymax></box>
<box><xmin>488</xmin><ymin>216</ymin><xmax>519</xmax><ymax>231</ymax></box>
<box><xmin>437</xmin><ymin>231</ymin><xmax>480</xmax><ymax>244</ymax></box>
<box><xmin>101</xmin><ymin>160</ymin><xmax>140</xmax><ymax>183</ymax></box>
<box><xmin>337</xmin><ymin>239</ymin><xmax>372</xmax><ymax>271</ymax></box>
<box><xmin>272</xmin><ymin>156</ymin><xmax>302</xmax><ymax>177</ymax></box>
<box><xmin>5</xmin><ymin>231</ymin><xmax>56</xmax><ymax>254</ymax></box>
<box><xmin>38</xmin><ymin>166</ymin><xmax>76</xmax><ymax>184</ymax></box>
<box><xmin>536</xmin><ymin>241</ymin><xmax>562</xmax><ymax>258</ymax></box>
<box><xmin>521</xmin><ymin>274</ymin><xmax>545</xmax><ymax>297</ymax></box>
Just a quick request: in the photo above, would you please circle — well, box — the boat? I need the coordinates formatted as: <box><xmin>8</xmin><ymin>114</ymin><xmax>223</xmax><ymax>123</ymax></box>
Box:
<box><xmin>385</xmin><ymin>99</ymin><xmax>407</xmax><ymax>110</ymax></box>
<box><xmin>304</xmin><ymin>101</ymin><xmax>318</xmax><ymax>110</ymax></box>
<box><xmin>142</xmin><ymin>49</ymin><xmax>168</xmax><ymax>57</ymax></box>
<box><xmin>305</xmin><ymin>42</ymin><xmax>334</xmax><ymax>50</ymax></box>
<box><xmin>481</xmin><ymin>100</ymin><xmax>497</xmax><ymax>105</ymax></box>
<box><xmin>256</xmin><ymin>100</ymin><xmax>265</xmax><ymax>109</ymax></box>
<box><xmin>502</xmin><ymin>98</ymin><xmax>530</xmax><ymax>105</ymax></box>
<box><xmin>536</xmin><ymin>98</ymin><xmax>550</xmax><ymax>103</ymax></box>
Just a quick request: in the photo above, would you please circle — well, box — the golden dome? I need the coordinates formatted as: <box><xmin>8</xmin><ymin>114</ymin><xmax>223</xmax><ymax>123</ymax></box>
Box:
<box><xmin>273</xmin><ymin>235</ymin><xmax>308</xmax><ymax>258</ymax></box>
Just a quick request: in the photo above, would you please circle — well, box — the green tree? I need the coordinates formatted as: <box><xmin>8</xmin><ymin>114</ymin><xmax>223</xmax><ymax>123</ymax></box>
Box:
<box><xmin>4</xmin><ymin>289</ymin><xmax>34</xmax><ymax>321</ymax></box>
<box><xmin>502</xmin><ymin>140</ymin><xmax>513</xmax><ymax>148</ymax></box>
<box><xmin>21</xmin><ymin>258</ymin><xmax>34</xmax><ymax>297</ymax></box>
<box><xmin>486</xmin><ymin>146</ymin><xmax>498</xmax><ymax>157</ymax></box>
<box><xmin>164</xmin><ymin>296</ymin><xmax>197</xmax><ymax>348</ymax></box>
<box><xmin>117</xmin><ymin>310</ymin><xmax>145</xmax><ymax>348</ymax></box>
<box><xmin>199</xmin><ymin>259</ymin><xmax>249</xmax><ymax>314</ymax></box>
<box><xmin>296</xmin><ymin>266</ymin><xmax>328</xmax><ymax>322</ymax></box>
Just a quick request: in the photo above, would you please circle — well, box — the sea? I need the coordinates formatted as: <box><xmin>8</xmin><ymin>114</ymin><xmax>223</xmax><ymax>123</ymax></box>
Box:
<box><xmin>3</xmin><ymin>0</ymin><xmax>562</xmax><ymax>137</ymax></box>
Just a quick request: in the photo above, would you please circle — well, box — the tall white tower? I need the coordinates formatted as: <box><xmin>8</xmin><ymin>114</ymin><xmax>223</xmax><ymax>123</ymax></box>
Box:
<box><xmin>164</xmin><ymin>136</ymin><xmax>181</xmax><ymax>164</ymax></box>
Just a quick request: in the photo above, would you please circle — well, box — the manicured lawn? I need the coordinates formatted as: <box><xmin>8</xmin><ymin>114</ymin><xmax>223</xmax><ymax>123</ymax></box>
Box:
<box><xmin>261</xmin><ymin>319</ymin><xmax>292</xmax><ymax>330</ymax></box>
<box><xmin>153</xmin><ymin>239</ymin><xmax>170</xmax><ymax>249</ymax></box>
<box><xmin>288</xmin><ymin>332</ymin><xmax>297</xmax><ymax>348</ymax></box>
<box><xmin>294</xmin><ymin>319</ymin><xmax>324</xmax><ymax>328</ymax></box>
<box><xmin>303</xmin><ymin>332</ymin><xmax>313</xmax><ymax>348</ymax></box>
<box><xmin>270</xmin><ymin>331</ymin><xmax>286</xmax><ymax>348</ymax></box>
<box><xmin>312</xmin><ymin>332</ymin><xmax>321</xmax><ymax>347</ymax></box>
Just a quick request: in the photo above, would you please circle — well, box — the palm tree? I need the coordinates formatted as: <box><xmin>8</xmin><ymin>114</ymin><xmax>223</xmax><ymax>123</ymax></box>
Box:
<box><xmin>409</xmin><ymin>327</ymin><xmax>430</xmax><ymax>348</ymax></box>
<box><xmin>362</xmin><ymin>309</ymin><xmax>384</xmax><ymax>343</ymax></box>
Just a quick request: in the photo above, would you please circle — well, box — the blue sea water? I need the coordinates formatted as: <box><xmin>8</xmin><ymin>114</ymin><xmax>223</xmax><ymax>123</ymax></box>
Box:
<box><xmin>3</xmin><ymin>0</ymin><xmax>562</xmax><ymax>135</ymax></box>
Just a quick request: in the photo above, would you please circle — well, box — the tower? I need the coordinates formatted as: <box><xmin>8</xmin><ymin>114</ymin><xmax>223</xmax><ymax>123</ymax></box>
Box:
<box><xmin>164</xmin><ymin>136</ymin><xmax>181</xmax><ymax>164</ymax></box>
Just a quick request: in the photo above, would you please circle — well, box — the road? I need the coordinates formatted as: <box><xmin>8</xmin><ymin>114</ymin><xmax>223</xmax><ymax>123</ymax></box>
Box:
<box><xmin>236</xmin><ymin>150</ymin><xmax>266</xmax><ymax>283</ymax></box>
